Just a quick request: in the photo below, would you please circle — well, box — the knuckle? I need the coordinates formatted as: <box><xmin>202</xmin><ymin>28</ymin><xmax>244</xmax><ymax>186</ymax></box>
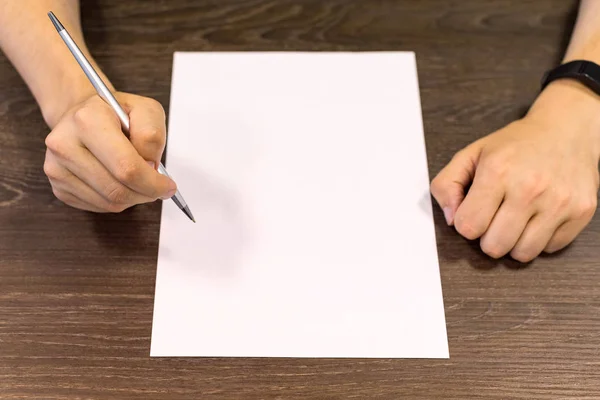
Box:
<box><xmin>454</xmin><ymin>216</ymin><xmax>484</xmax><ymax>240</ymax></box>
<box><xmin>573</xmin><ymin>197</ymin><xmax>597</xmax><ymax>220</ymax></box>
<box><xmin>114</xmin><ymin>159</ymin><xmax>141</xmax><ymax>184</ymax></box>
<box><xmin>144</xmin><ymin>97</ymin><xmax>165</xmax><ymax>115</ymax></box>
<box><xmin>104</xmin><ymin>182</ymin><xmax>130</xmax><ymax>204</ymax></box>
<box><xmin>553</xmin><ymin>190</ymin><xmax>572</xmax><ymax>211</ymax></box>
<box><xmin>544</xmin><ymin>235</ymin><xmax>575</xmax><ymax>254</ymax></box>
<box><xmin>72</xmin><ymin>104</ymin><xmax>94</xmax><ymax>128</ymax></box>
<box><xmin>430</xmin><ymin>175</ymin><xmax>445</xmax><ymax>196</ymax></box>
<box><xmin>52</xmin><ymin>187</ymin><xmax>69</xmax><ymax>203</ymax></box>
<box><xmin>517</xmin><ymin>173</ymin><xmax>549</xmax><ymax>204</ymax></box>
<box><xmin>143</xmin><ymin>126</ymin><xmax>165</xmax><ymax>146</ymax></box>
<box><xmin>543</xmin><ymin>243</ymin><xmax>563</xmax><ymax>254</ymax></box>
<box><xmin>45</xmin><ymin>133</ymin><xmax>69</xmax><ymax>160</ymax></box>
<box><xmin>51</xmin><ymin>187</ymin><xmax>61</xmax><ymax>199</ymax></box>
<box><xmin>510</xmin><ymin>248</ymin><xmax>535</xmax><ymax>263</ymax></box>
<box><xmin>480</xmin><ymin>240</ymin><xmax>505</xmax><ymax>259</ymax></box>
<box><xmin>43</xmin><ymin>161</ymin><xmax>61</xmax><ymax>181</ymax></box>
<box><xmin>44</xmin><ymin>132</ymin><xmax>59</xmax><ymax>152</ymax></box>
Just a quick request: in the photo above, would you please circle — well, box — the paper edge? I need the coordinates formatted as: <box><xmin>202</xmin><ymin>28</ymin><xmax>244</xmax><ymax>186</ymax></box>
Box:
<box><xmin>408</xmin><ymin>52</ymin><xmax>450</xmax><ymax>357</ymax></box>
<box><xmin>149</xmin><ymin>51</ymin><xmax>181</xmax><ymax>357</ymax></box>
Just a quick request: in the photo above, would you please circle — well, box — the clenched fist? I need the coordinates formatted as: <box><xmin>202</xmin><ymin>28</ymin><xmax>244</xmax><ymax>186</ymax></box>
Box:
<box><xmin>431</xmin><ymin>81</ymin><xmax>600</xmax><ymax>262</ymax></box>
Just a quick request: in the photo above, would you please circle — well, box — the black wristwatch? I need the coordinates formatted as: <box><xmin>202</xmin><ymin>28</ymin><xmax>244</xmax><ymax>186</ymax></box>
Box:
<box><xmin>541</xmin><ymin>60</ymin><xmax>600</xmax><ymax>95</ymax></box>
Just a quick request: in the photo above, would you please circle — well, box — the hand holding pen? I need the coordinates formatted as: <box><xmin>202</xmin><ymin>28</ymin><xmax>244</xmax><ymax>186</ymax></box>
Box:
<box><xmin>44</xmin><ymin>12</ymin><xmax>194</xmax><ymax>221</ymax></box>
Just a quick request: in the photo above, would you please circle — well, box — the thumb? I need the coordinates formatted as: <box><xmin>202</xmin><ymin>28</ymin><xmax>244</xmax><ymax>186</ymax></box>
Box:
<box><xmin>430</xmin><ymin>142</ymin><xmax>482</xmax><ymax>225</ymax></box>
<box><xmin>124</xmin><ymin>94</ymin><xmax>167</xmax><ymax>168</ymax></box>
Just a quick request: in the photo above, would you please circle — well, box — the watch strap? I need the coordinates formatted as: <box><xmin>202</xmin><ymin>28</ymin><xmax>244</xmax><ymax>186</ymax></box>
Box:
<box><xmin>541</xmin><ymin>60</ymin><xmax>600</xmax><ymax>95</ymax></box>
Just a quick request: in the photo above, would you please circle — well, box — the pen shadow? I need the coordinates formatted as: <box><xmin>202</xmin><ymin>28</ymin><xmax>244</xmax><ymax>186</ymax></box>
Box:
<box><xmin>159</xmin><ymin>161</ymin><xmax>248</xmax><ymax>280</ymax></box>
<box><xmin>419</xmin><ymin>190</ymin><xmax>434</xmax><ymax>218</ymax></box>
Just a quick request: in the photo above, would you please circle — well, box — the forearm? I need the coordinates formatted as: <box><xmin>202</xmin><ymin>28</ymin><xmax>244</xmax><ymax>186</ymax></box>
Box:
<box><xmin>0</xmin><ymin>0</ymin><xmax>113</xmax><ymax>127</ymax></box>
<box><xmin>563</xmin><ymin>0</ymin><xmax>600</xmax><ymax>63</ymax></box>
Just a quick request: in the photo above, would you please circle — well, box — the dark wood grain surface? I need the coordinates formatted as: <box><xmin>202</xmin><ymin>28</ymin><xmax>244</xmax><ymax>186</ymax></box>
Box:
<box><xmin>2</xmin><ymin>0</ymin><xmax>599</xmax><ymax>398</ymax></box>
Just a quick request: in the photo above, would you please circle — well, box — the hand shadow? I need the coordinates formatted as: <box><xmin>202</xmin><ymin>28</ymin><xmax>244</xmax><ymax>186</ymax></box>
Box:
<box><xmin>157</xmin><ymin>161</ymin><xmax>247</xmax><ymax>281</ymax></box>
<box><xmin>86</xmin><ymin>163</ymin><xmax>246</xmax><ymax>282</ymax></box>
<box><xmin>90</xmin><ymin>205</ymin><xmax>154</xmax><ymax>257</ymax></box>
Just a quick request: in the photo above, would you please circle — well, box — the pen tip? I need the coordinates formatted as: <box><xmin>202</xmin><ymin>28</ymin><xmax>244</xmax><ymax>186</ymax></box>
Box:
<box><xmin>48</xmin><ymin>11</ymin><xmax>65</xmax><ymax>32</ymax></box>
<box><xmin>182</xmin><ymin>205</ymin><xmax>195</xmax><ymax>223</ymax></box>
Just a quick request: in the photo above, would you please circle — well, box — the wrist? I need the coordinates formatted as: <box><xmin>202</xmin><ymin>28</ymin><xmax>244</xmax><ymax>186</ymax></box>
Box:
<box><xmin>526</xmin><ymin>79</ymin><xmax>600</xmax><ymax>157</ymax></box>
<box><xmin>40</xmin><ymin>78</ymin><xmax>93</xmax><ymax>128</ymax></box>
<box><xmin>40</xmin><ymin>60</ymin><xmax>114</xmax><ymax>128</ymax></box>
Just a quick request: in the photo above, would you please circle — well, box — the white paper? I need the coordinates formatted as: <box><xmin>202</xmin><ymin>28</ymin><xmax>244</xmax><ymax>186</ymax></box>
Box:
<box><xmin>151</xmin><ymin>52</ymin><xmax>448</xmax><ymax>358</ymax></box>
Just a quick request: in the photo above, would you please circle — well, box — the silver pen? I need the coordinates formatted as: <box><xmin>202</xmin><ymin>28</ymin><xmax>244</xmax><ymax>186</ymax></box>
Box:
<box><xmin>47</xmin><ymin>11</ymin><xmax>195</xmax><ymax>222</ymax></box>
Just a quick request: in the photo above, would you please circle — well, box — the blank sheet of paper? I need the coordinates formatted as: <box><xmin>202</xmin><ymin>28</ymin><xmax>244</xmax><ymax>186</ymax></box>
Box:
<box><xmin>151</xmin><ymin>52</ymin><xmax>448</xmax><ymax>358</ymax></box>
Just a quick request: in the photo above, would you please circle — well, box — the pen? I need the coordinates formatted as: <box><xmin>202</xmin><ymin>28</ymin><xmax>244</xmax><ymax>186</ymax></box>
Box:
<box><xmin>47</xmin><ymin>11</ymin><xmax>195</xmax><ymax>223</ymax></box>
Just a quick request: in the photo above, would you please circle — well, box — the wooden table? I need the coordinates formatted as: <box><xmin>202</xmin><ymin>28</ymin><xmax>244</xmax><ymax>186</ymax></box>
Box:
<box><xmin>2</xmin><ymin>0</ymin><xmax>599</xmax><ymax>398</ymax></box>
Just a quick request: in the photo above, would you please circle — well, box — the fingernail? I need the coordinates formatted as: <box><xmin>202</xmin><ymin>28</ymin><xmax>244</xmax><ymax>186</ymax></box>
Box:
<box><xmin>443</xmin><ymin>207</ymin><xmax>454</xmax><ymax>226</ymax></box>
<box><xmin>147</xmin><ymin>161</ymin><xmax>156</xmax><ymax>170</ymax></box>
